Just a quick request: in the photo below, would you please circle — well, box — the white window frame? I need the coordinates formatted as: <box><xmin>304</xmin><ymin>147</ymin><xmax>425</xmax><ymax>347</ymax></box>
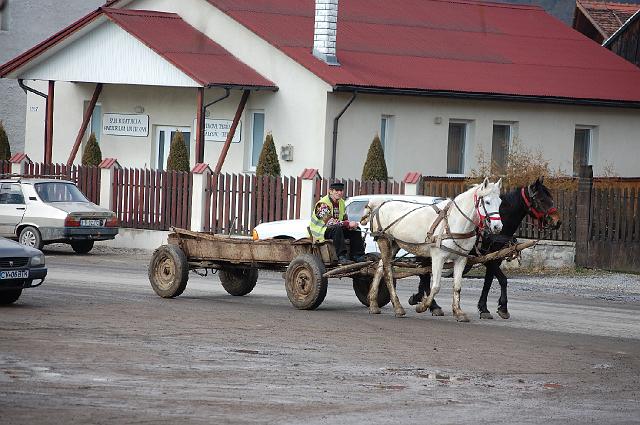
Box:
<box><xmin>447</xmin><ymin>120</ymin><xmax>471</xmax><ymax>176</ymax></box>
<box><xmin>573</xmin><ymin>125</ymin><xmax>596</xmax><ymax>176</ymax></box>
<box><xmin>154</xmin><ymin>126</ymin><xmax>192</xmax><ymax>171</ymax></box>
<box><xmin>380</xmin><ymin>115</ymin><xmax>394</xmax><ymax>177</ymax></box>
<box><xmin>491</xmin><ymin>121</ymin><xmax>517</xmax><ymax>174</ymax></box>
<box><xmin>0</xmin><ymin>0</ymin><xmax>9</xmax><ymax>31</ymax></box>
<box><xmin>246</xmin><ymin>110</ymin><xmax>265</xmax><ymax>171</ymax></box>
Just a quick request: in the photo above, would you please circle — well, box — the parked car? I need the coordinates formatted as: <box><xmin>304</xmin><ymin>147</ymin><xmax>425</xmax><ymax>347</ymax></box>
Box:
<box><xmin>0</xmin><ymin>178</ymin><xmax>119</xmax><ymax>253</ymax></box>
<box><xmin>0</xmin><ymin>236</ymin><xmax>47</xmax><ymax>304</ymax></box>
<box><xmin>252</xmin><ymin>193</ymin><xmax>446</xmax><ymax>255</ymax></box>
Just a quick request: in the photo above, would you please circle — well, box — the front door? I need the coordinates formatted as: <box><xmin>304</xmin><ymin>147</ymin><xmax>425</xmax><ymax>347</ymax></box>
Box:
<box><xmin>155</xmin><ymin>126</ymin><xmax>191</xmax><ymax>171</ymax></box>
<box><xmin>0</xmin><ymin>183</ymin><xmax>26</xmax><ymax>237</ymax></box>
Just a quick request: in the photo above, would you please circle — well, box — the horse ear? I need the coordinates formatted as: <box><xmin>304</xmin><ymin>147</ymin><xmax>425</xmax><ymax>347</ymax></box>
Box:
<box><xmin>539</xmin><ymin>176</ymin><xmax>544</xmax><ymax>185</ymax></box>
<box><xmin>496</xmin><ymin>178</ymin><xmax>503</xmax><ymax>190</ymax></box>
<box><xmin>482</xmin><ymin>177</ymin><xmax>489</xmax><ymax>188</ymax></box>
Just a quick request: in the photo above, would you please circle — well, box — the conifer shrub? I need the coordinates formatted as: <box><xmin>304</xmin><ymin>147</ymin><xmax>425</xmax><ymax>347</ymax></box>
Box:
<box><xmin>256</xmin><ymin>132</ymin><xmax>281</xmax><ymax>176</ymax></box>
<box><xmin>81</xmin><ymin>132</ymin><xmax>102</xmax><ymax>166</ymax></box>
<box><xmin>167</xmin><ymin>131</ymin><xmax>190</xmax><ymax>172</ymax></box>
<box><xmin>0</xmin><ymin>121</ymin><xmax>11</xmax><ymax>161</ymax></box>
<box><xmin>361</xmin><ymin>134</ymin><xmax>388</xmax><ymax>181</ymax></box>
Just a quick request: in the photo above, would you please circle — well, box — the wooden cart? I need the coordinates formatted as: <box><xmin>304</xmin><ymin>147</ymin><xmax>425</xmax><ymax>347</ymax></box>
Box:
<box><xmin>148</xmin><ymin>228</ymin><xmax>536</xmax><ymax>310</ymax></box>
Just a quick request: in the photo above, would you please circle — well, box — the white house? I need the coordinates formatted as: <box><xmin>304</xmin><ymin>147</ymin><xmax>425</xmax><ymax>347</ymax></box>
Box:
<box><xmin>2</xmin><ymin>0</ymin><xmax>640</xmax><ymax>179</ymax></box>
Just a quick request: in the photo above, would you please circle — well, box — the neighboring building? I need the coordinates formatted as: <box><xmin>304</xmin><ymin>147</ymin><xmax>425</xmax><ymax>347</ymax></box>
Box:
<box><xmin>573</xmin><ymin>0</ymin><xmax>639</xmax><ymax>43</ymax></box>
<box><xmin>2</xmin><ymin>0</ymin><xmax>640</xmax><ymax>179</ymax></box>
<box><xmin>0</xmin><ymin>0</ymin><xmax>104</xmax><ymax>155</ymax></box>
<box><xmin>603</xmin><ymin>8</ymin><xmax>640</xmax><ymax>67</ymax></box>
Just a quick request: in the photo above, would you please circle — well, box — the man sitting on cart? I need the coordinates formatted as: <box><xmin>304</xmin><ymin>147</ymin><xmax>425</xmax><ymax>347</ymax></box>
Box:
<box><xmin>309</xmin><ymin>182</ymin><xmax>365</xmax><ymax>265</ymax></box>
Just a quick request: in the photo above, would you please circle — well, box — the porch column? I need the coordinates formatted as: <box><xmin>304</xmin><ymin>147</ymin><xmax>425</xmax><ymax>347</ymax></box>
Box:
<box><xmin>214</xmin><ymin>90</ymin><xmax>250</xmax><ymax>174</ymax></box>
<box><xmin>190</xmin><ymin>163</ymin><xmax>212</xmax><ymax>232</ymax></box>
<box><xmin>196</xmin><ymin>87</ymin><xmax>205</xmax><ymax>164</ymax></box>
<box><xmin>44</xmin><ymin>80</ymin><xmax>55</xmax><ymax>164</ymax></box>
<box><xmin>67</xmin><ymin>83</ymin><xmax>103</xmax><ymax>166</ymax></box>
<box><xmin>98</xmin><ymin>158</ymin><xmax>121</xmax><ymax>211</ymax></box>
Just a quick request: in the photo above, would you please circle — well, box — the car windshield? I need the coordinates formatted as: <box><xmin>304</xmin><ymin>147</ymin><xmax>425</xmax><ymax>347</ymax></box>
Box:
<box><xmin>345</xmin><ymin>200</ymin><xmax>368</xmax><ymax>222</ymax></box>
<box><xmin>34</xmin><ymin>182</ymin><xmax>89</xmax><ymax>203</ymax></box>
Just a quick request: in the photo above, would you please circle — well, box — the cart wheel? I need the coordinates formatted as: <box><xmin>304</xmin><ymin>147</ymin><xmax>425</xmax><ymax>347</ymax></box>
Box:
<box><xmin>285</xmin><ymin>253</ymin><xmax>328</xmax><ymax>310</ymax></box>
<box><xmin>352</xmin><ymin>277</ymin><xmax>392</xmax><ymax>308</ymax></box>
<box><xmin>219</xmin><ymin>267</ymin><xmax>259</xmax><ymax>296</ymax></box>
<box><xmin>148</xmin><ymin>245</ymin><xmax>188</xmax><ymax>298</ymax></box>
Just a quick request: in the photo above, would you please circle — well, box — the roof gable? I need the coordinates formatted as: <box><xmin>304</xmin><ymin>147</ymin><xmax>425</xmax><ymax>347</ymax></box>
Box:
<box><xmin>575</xmin><ymin>0</ymin><xmax>639</xmax><ymax>39</ymax></box>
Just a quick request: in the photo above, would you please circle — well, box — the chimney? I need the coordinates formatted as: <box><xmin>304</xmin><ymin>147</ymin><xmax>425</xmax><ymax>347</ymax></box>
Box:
<box><xmin>313</xmin><ymin>0</ymin><xmax>339</xmax><ymax>66</ymax></box>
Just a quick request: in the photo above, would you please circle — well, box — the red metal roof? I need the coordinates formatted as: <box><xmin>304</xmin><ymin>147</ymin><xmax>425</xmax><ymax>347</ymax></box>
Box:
<box><xmin>98</xmin><ymin>158</ymin><xmax>119</xmax><ymax>169</ymax></box>
<box><xmin>403</xmin><ymin>172</ymin><xmax>422</xmax><ymax>184</ymax></box>
<box><xmin>207</xmin><ymin>0</ymin><xmax>640</xmax><ymax>104</ymax></box>
<box><xmin>0</xmin><ymin>8</ymin><xmax>276</xmax><ymax>90</ymax></box>
<box><xmin>576</xmin><ymin>0</ymin><xmax>639</xmax><ymax>38</ymax></box>
<box><xmin>191</xmin><ymin>163</ymin><xmax>212</xmax><ymax>174</ymax></box>
<box><xmin>9</xmin><ymin>153</ymin><xmax>31</xmax><ymax>164</ymax></box>
<box><xmin>300</xmin><ymin>168</ymin><xmax>320</xmax><ymax>179</ymax></box>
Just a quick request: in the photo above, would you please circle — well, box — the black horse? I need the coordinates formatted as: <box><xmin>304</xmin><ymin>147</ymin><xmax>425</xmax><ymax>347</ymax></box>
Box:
<box><xmin>408</xmin><ymin>177</ymin><xmax>562</xmax><ymax>319</ymax></box>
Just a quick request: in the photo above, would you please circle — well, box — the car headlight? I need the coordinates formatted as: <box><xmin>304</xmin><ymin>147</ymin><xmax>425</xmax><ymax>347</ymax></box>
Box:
<box><xmin>30</xmin><ymin>254</ymin><xmax>45</xmax><ymax>266</ymax></box>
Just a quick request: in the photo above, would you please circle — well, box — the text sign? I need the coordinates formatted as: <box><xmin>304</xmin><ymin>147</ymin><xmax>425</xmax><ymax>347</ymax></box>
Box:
<box><xmin>103</xmin><ymin>114</ymin><xmax>149</xmax><ymax>137</ymax></box>
<box><xmin>193</xmin><ymin>119</ymin><xmax>242</xmax><ymax>143</ymax></box>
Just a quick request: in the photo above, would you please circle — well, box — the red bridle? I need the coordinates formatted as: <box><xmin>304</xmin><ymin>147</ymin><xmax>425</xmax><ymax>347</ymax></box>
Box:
<box><xmin>521</xmin><ymin>187</ymin><xmax>557</xmax><ymax>224</ymax></box>
<box><xmin>473</xmin><ymin>193</ymin><xmax>502</xmax><ymax>230</ymax></box>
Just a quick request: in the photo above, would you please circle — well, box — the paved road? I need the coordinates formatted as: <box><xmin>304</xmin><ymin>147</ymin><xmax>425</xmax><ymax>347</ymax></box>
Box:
<box><xmin>1</xmin><ymin>245</ymin><xmax>639</xmax><ymax>424</ymax></box>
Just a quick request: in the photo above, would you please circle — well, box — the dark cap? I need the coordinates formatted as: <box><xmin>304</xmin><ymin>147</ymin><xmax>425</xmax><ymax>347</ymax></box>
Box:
<box><xmin>329</xmin><ymin>182</ymin><xmax>345</xmax><ymax>190</ymax></box>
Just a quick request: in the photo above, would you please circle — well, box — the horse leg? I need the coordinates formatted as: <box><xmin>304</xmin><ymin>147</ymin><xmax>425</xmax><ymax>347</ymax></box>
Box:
<box><xmin>495</xmin><ymin>266</ymin><xmax>510</xmax><ymax>319</ymax></box>
<box><xmin>451</xmin><ymin>258</ymin><xmax>470</xmax><ymax>322</ymax></box>
<box><xmin>478</xmin><ymin>261</ymin><xmax>497</xmax><ymax>319</ymax></box>
<box><xmin>376</xmin><ymin>238</ymin><xmax>405</xmax><ymax>317</ymax></box>
<box><xmin>408</xmin><ymin>274</ymin><xmax>428</xmax><ymax>305</ymax></box>
<box><xmin>367</xmin><ymin>259</ymin><xmax>384</xmax><ymax>314</ymax></box>
<box><xmin>416</xmin><ymin>254</ymin><xmax>443</xmax><ymax>314</ymax></box>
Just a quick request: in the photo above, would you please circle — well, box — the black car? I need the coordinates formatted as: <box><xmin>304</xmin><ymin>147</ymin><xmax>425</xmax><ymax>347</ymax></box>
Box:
<box><xmin>0</xmin><ymin>236</ymin><xmax>47</xmax><ymax>304</ymax></box>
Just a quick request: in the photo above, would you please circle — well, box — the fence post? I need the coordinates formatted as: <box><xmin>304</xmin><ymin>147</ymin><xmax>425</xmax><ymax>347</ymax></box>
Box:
<box><xmin>403</xmin><ymin>172</ymin><xmax>422</xmax><ymax>195</ymax></box>
<box><xmin>9</xmin><ymin>153</ymin><xmax>32</xmax><ymax>175</ymax></box>
<box><xmin>299</xmin><ymin>168</ymin><xmax>321</xmax><ymax>221</ymax></box>
<box><xmin>190</xmin><ymin>163</ymin><xmax>212</xmax><ymax>232</ymax></box>
<box><xmin>98</xmin><ymin>158</ymin><xmax>120</xmax><ymax>210</ymax></box>
<box><xmin>575</xmin><ymin>165</ymin><xmax>593</xmax><ymax>267</ymax></box>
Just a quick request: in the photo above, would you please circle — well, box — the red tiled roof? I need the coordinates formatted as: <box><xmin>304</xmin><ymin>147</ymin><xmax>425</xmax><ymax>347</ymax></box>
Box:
<box><xmin>207</xmin><ymin>0</ymin><xmax>640</xmax><ymax>104</ymax></box>
<box><xmin>300</xmin><ymin>168</ymin><xmax>320</xmax><ymax>179</ymax></box>
<box><xmin>191</xmin><ymin>163</ymin><xmax>212</xmax><ymax>174</ymax></box>
<box><xmin>403</xmin><ymin>172</ymin><xmax>422</xmax><ymax>184</ymax></box>
<box><xmin>0</xmin><ymin>8</ymin><xmax>276</xmax><ymax>90</ymax></box>
<box><xmin>9</xmin><ymin>153</ymin><xmax>31</xmax><ymax>164</ymax></box>
<box><xmin>98</xmin><ymin>158</ymin><xmax>119</xmax><ymax>169</ymax></box>
<box><xmin>577</xmin><ymin>0</ymin><xmax>639</xmax><ymax>38</ymax></box>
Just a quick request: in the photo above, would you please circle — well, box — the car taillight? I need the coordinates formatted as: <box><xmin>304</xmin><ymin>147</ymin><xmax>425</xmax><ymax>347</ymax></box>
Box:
<box><xmin>105</xmin><ymin>217</ymin><xmax>118</xmax><ymax>227</ymax></box>
<box><xmin>64</xmin><ymin>215</ymin><xmax>80</xmax><ymax>227</ymax></box>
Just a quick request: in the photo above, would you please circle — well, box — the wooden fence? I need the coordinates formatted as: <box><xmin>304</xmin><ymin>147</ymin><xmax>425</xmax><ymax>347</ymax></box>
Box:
<box><xmin>0</xmin><ymin>160</ymin><xmax>10</xmax><ymax>175</ymax></box>
<box><xmin>313</xmin><ymin>178</ymin><xmax>405</xmax><ymax>202</ymax></box>
<box><xmin>112</xmin><ymin>168</ymin><xmax>192</xmax><ymax>230</ymax></box>
<box><xmin>204</xmin><ymin>173</ymin><xmax>301</xmax><ymax>235</ymax></box>
<box><xmin>23</xmin><ymin>162</ymin><xmax>101</xmax><ymax>204</ymax></box>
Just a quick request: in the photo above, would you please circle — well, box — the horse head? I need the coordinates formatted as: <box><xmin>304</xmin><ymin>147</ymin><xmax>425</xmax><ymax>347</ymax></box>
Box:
<box><xmin>475</xmin><ymin>177</ymin><xmax>503</xmax><ymax>234</ymax></box>
<box><xmin>525</xmin><ymin>177</ymin><xmax>561</xmax><ymax>230</ymax></box>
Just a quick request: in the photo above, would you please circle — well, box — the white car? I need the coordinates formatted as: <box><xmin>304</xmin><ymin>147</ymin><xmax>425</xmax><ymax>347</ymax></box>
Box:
<box><xmin>252</xmin><ymin>194</ymin><xmax>446</xmax><ymax>255</ymax></box>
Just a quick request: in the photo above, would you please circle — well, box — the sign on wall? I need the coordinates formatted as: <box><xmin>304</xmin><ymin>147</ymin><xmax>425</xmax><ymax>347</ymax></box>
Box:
<box><xmin>192</xmin><ymin>119</ymin><xmax>242</xmax><ymax>143</ymax></box>
<box><xmin>103</xmin><ymin>113</ymin><xmax>149</xmax><ymax>137</ymax></box>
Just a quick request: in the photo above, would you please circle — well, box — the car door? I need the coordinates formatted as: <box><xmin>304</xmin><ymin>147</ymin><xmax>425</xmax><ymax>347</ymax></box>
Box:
<box><xmin>0</xmin><ymin>183</ymin><xmax>27</xmax><ymax>236</ymax></box>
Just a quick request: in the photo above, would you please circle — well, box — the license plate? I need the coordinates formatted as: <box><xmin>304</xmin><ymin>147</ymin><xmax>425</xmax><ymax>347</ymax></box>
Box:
<box><xmin>81</xmin><ymin>219</ymin><xmax>103</xmax><ymax>227</ymax></box>
<box><xmin>1</xmin><ymin>270</ymin><xmax>29</xmax><ymax>279</ymax></box>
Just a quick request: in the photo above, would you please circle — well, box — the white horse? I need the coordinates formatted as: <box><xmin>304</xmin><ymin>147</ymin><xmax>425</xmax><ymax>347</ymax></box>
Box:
<box><xmin>361</xmin><ymin>178</ymin><xmax>503</xmax><ymax>321</ymax></box>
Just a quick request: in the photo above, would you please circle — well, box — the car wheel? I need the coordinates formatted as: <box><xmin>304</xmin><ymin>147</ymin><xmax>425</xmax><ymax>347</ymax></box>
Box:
<box><xmin>19</xmin><ymin>226</ymin><xmax>43</xmax><ymax>250</ymax></box>
<box><xmin>71</xmin><ymin>240</ymin><xmax>94</xmax><ymax>254</ymax></box>
<box><xmin>0</xmin><ymin>289</ymin><xmax>22</xmax><ymax>305</ymax></box>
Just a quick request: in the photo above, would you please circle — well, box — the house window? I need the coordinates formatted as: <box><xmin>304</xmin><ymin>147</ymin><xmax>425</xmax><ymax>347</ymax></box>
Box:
<box><xmin>447</xmin><ymin>121</ymin><xmax>467</xmax><ymax>175</ymax></box>
<box><xmin>83</xmin><ymin>102</ymin><xmax>102</xmax><ymax>143</ymax></box>
<box><xmin>491</xmin><ymin>122</ymin><xmax>514</xmax><ymax>174</ymax></box>
<box><xmin>155</xmin><ymin>126</ymin><xmax>191</xmax><ymax>171</ymax></box>
<box><xmin>380</xmin><ymin>115</ymin><xmax>394</xmax><ymax>174</ymax></box>
<box><xmin>250</xmin><ymin>111</ymin><xmax>265</xmax><ymax>169</ymax></box>
<box><xmin>573</xmin><ymin>126</ymin><xmax>593</xmax><ymax>175</ymax></box>
<box><xmin>0</xmin><ymin>0</ymin><xmax>8</xmax><ymax>31</ymax></box>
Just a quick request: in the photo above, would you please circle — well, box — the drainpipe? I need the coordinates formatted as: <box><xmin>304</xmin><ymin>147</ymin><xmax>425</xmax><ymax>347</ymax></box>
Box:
<box><xmin>330</xmin><ymin>91</ymin><xmax>356</xmax><ymax>179</ymax></box>
<box><xmin>18</xmin><ymin>79</ymin><xmax>49</xmax><ymax>161</ymax></box>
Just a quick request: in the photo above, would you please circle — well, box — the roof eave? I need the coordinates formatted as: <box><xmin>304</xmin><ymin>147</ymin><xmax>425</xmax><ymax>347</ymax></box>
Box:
<box><xmin>205</xmin><ymin>83</ymin><xmax>278</xmax><ymax>92</ymax></box>
<box><xmin>333</xmin><ymin>85</ymin><xmax>640</xmax><ymax>109</ymax></box>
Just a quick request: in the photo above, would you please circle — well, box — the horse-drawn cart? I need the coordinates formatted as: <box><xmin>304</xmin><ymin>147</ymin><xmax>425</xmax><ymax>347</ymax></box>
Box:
<box><xmin>148</xmin><ymin>227</ymin><xmax>536</xmax><ymax>310</ymax></box>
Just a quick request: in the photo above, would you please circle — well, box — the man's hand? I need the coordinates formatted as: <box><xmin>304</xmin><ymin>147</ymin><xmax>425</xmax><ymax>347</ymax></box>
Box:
<box><xmin>348</xmin><ymin>220</ymin><xmax>358</xmax><ymax>229</ymax></box>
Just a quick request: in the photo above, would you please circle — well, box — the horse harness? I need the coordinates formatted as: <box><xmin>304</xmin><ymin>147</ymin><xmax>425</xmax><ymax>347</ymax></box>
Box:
<box><xmin>521</xmin><ymin>186</ymin><xmax>558</xmax><ymax>229</ymax></box>
<box><xmin>369</xmin><ymin>197</ymin><xmax>492</xmax><ymax>257</ymax></box>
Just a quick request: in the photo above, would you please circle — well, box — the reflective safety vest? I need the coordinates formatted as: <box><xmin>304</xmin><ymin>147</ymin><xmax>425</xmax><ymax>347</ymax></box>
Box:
<box><xmin>309</xmin><ymin>195</ymin><xmax>346</xmax><ymax>242</ymax></box>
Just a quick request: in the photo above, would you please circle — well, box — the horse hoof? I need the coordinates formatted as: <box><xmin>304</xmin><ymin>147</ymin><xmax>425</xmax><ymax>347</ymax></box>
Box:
<box><xmin>497</xmin><ymin>309</ymin><xmax>510</xmax><ymax>319</ymax></box>
<box><xmin>369</xmin><ymin>306</ymin><xmax>381</xmax><ymax>315</ymax></box>
<box><xmin>431</xmin><ymin>307</ymin><xmax>444</xmax><ymax>316</ymax></box>
<box><xmin>408</xmin><ymin>294</ymin><xmax>420</xmax><ymax>306</ymax></box>
<box><xmin>415</xmin><ymin>304</ymin><xmax>428</xmax><ymax>314</ymax></box>
<box><xmin>455</xmin><ymin>314</ymin><xmax>470</xmax><ymax>323</ymax></box>
<box><xmin>479</xmin><ymin>311</ymin><xmax>493</xmax><ymax>320</ymax></box>
<box><xmin>395</xmin><ymin>310</ymin><xmax>406</xmax><ymax>318</ymax></box>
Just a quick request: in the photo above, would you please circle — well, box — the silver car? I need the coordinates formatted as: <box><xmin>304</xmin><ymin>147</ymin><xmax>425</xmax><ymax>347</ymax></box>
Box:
<box><xmin>0</xmin><ymin>178</ymin><xmax>118</xmax><ymax>253</ymax></box>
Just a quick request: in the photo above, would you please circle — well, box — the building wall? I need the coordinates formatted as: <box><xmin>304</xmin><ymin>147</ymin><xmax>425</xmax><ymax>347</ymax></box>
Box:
<box><xmin>0</xmin><ymin>0</ymin><xmax>103</xmax><ymax>154</ymax></box>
